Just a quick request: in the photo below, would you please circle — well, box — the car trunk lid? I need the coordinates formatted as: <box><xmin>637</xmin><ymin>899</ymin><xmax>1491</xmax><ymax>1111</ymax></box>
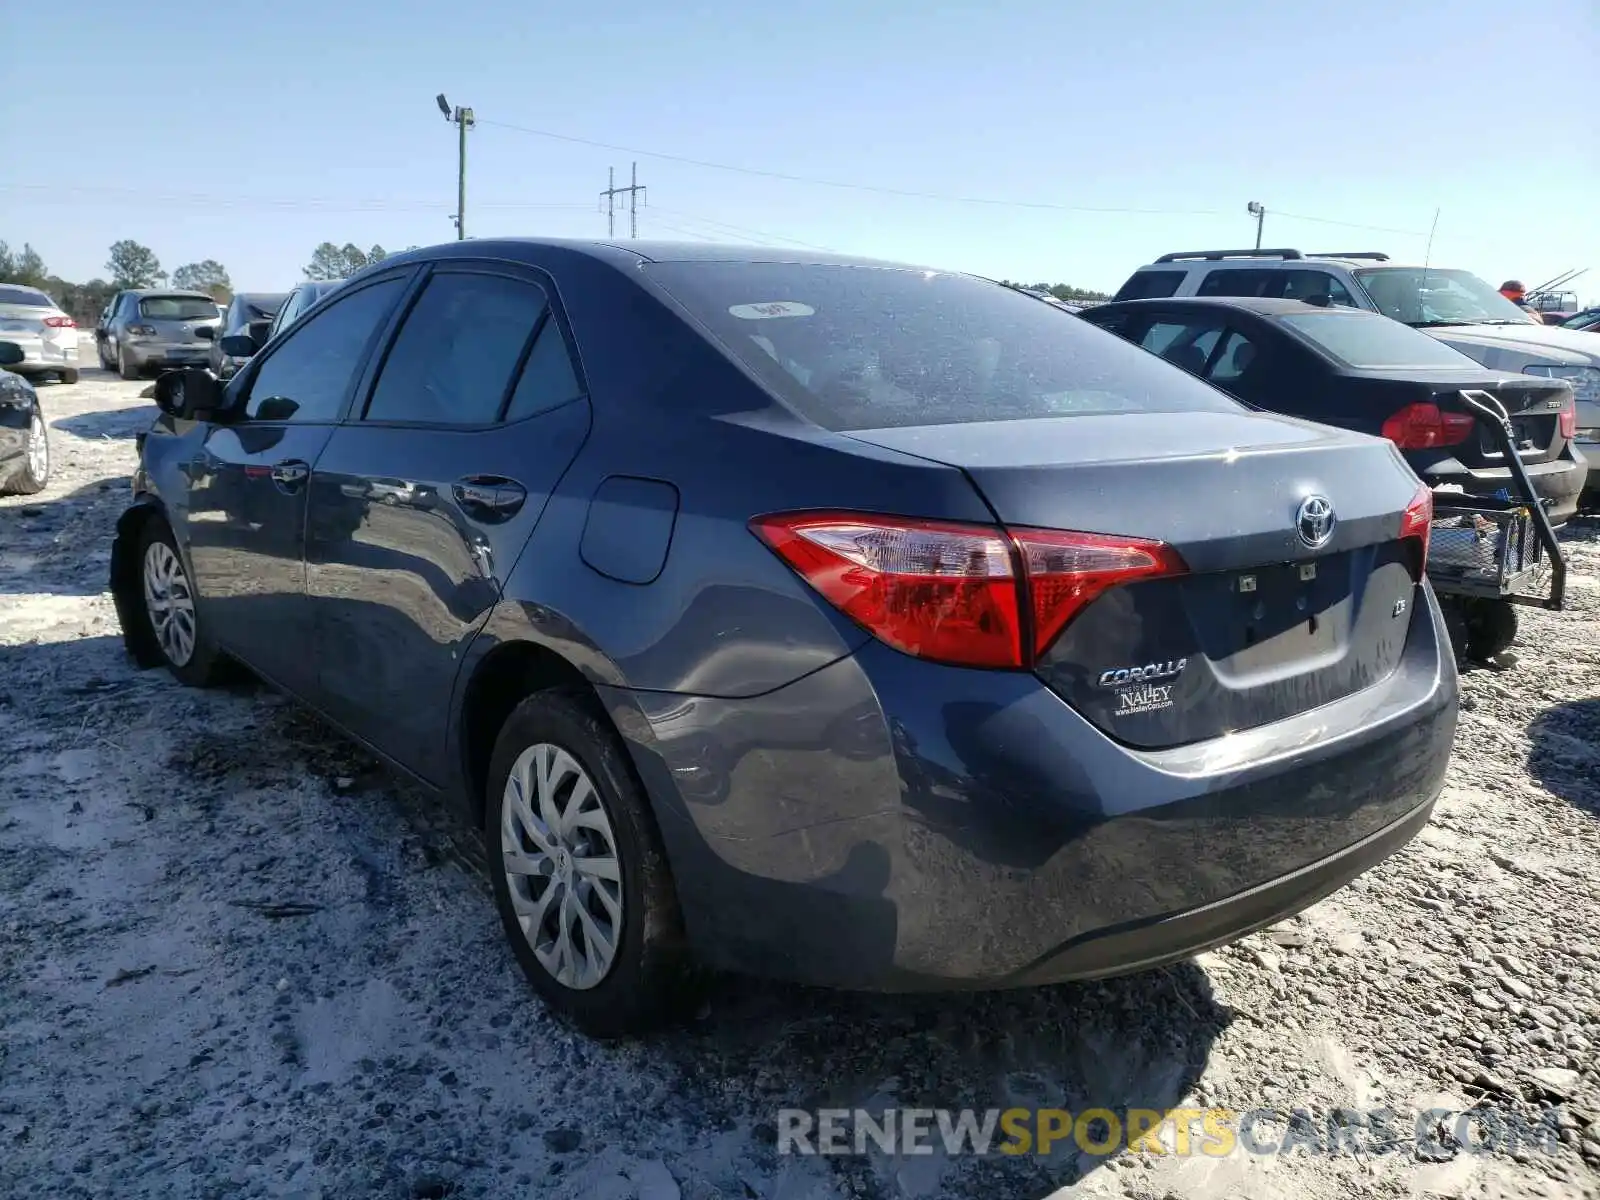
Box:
<box><xmin>844</xmin><ymin>410</ymin><xmax>1426</xmax><ymax>748</ymax></box>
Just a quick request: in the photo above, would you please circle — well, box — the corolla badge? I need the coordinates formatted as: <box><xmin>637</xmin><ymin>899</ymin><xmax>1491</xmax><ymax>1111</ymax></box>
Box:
<box><xmin>1295</xmin><ymin>494</ymin><xmax>1336</xmax><ymax>549</ymax></box>
<box><xmin>1096</xmin><ymin>658</ymin><xmax>1187</xmax><ymax>688</ymax></box>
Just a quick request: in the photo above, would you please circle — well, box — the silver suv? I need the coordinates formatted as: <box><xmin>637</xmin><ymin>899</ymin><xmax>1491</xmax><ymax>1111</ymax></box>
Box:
<box><xmin>1114</xmin><ymin>250</ymin><xmax>1600</xmax><ymax>499</ymax></box>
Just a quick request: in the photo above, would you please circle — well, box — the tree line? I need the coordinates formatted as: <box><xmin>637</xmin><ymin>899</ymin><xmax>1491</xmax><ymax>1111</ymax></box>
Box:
<box><xmin>999</xmin><ymin>281</ymin><xmax>1112</xmax><ymax>302</ymax></box>
<box><xmin>0</xmin><ymin>238</ymin><xmax>422</xmax><ymax>325</ymax></box>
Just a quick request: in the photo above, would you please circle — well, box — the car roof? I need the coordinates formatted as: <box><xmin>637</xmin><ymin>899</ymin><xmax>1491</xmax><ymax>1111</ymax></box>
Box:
<box><xmin>234</xmin><ymin>291</ymin><xmax>288</xmax><ymax>301</ymax></box>
<box><xmin>381</xmin><ymin>237</ymin><xmax>932</xmax><ymax>272</ymax></box>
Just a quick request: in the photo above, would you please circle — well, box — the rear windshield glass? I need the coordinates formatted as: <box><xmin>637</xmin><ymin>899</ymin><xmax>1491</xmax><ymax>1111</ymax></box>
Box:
<box><xmin>645</xmin><ymin>262</ymin><xmax>1242</xmax><ymax>430</ymax></box>
<box><xmin>0</xmin><ymin>286</ymin><xmax>53</xmax><ymax>306</ymax></box>
<box><xmin>1279</xmin><ymin>310</ymin><xmax>1482</xmax><ymax>369</ymax></box>
<box><xmin>140</xmin><ymin>296</ymin><xmax>222</xmax><ymax>320</ymax></box>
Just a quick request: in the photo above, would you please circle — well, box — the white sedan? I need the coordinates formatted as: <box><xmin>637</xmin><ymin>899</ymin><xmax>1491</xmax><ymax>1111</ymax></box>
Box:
<box><xmin>0</xmin><ymin>284</ymin><xmax>80</xmax><ymax>384</ymax></box>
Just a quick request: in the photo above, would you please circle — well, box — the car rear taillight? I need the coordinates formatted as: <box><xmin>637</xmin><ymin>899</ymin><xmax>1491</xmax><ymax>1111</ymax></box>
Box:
<box><xmin>128</xmin><ymin>324</ymin><xmax>157</xmax><ymax>336</ymax></box>
<box><xmin>1399</xmin><ymin>482</ymin><xmax>1433</xmax><ymax>576</ymax></box>
<box><xmin>1011</xmin><ymin>528</ymin><xmax>1187</xmax><ymax>659</ymax></box>
<box><xmin>1557</xmin><ymin>396</ymin><xmax>1576</xmax><ymax>439</ymax></box>
<box><xmin>1381</xmin><ymin>402</ymin><xmax>1475</xmax><ymax>450</ymax></box>
<box><xmin>750</xmin><ymin>511</ymin><xmax>1186</xmax><ymax>669</ymax></box>
<box><xmin>42</xmin><ymin>315</ymin><xmax>74</xmax><ymax>328</ymax></box>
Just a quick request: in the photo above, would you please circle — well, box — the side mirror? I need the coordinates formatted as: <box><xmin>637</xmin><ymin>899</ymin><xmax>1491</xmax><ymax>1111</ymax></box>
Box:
<box><xmin>153</xmin><ymin>367</ymin><xmax>225</xmax><ymax>421</ymax></box>
<box><xmin>0</xmin><ymin>341</ymin><xmax>23</xmax><ymax>367</ymax></box>
<box><xmin>218</xmin><ymin>334</ymin><xmax>257</xmax><ymax>358</ymax></box>
<box><xmin>195</xmin><ymin>325</ymin><xmax>216</xmax><ymax>341</ymax></box>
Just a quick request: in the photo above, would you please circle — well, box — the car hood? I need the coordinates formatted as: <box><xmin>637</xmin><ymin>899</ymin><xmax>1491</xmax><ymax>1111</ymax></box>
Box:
<box><xmin>1420</xmin><ymin>323</ymin><xmax>1600</xmax><ymax>367</ymax></box>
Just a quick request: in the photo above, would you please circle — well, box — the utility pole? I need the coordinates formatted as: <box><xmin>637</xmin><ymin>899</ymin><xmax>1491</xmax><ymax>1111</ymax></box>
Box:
<box><xmin>436</xmin><ymin>94</ymin><xmax>474</xmax><ymax>240</ymax></box>
<box><xmin>599</xmin><ymin>163</ymin><xmax>646</xmax><ymax>238</ymax></box>
<box><xmin>1247</xmin><ymin>200</ymin><xmax>1265</xmax><ymax>250</ymax></box>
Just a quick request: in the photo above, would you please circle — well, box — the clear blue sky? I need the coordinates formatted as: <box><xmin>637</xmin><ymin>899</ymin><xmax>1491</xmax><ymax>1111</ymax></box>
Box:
<box><xmin>4</xmin><ymin>0</ymin><xmax>1596</xmax><ymax>300</ymax></box>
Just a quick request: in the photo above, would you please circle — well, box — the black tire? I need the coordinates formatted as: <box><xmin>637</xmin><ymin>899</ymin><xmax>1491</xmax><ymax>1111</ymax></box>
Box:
<box><xmin>59</xmin><ymin>368</ymin><xmax>80</xmax><ymax>385</ymax></box>
<box><xmin>117</xmin><ymin>346</ymin><xmax>140</xmax><ymax>381</ymax></box>
<box><xmin>486</xmin><ymin>688</ymin><xmax>693</xmax><ymax>1038</ymax></box>
<box><xmin>0</xmin><ymin>409</ymin><xmax>49</xmax><ymax>496</ymax></box>
<box><xmin>1463</xmin><ymin>600</ymin><xmax>1518</xmax><ymax>662</ymax></box>
<box><xmin>127</xmin><ymin>516</ymin><xmax>228</xmax><ymax>686</ymax></box>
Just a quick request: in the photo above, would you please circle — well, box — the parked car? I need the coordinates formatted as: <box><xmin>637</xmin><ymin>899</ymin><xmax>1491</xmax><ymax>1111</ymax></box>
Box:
<box><xmin>1112</xmin><ymin>250</ymin><xmax>1600</xmax><ymax>506</ymax></box>
<box><xmin>97</xmin><ymin>290</ymin><xmax>223</xmax><ymax>380</ymax></box>
<box><xmin>112</xmin><ymin>240</ymin><xmax>1457</xmax><ymax>1036</ymax></box>
<box><xmin>0</xmin><ymin>284</ymin><xmax>80</xmax><ymax>384</ymax></box>
<box><xmin>263</xmin><ymin>279</ymin><xmax>345</xmax><ymax>343</ymax></box>
<box><xmin>1559</xmin><ymin>307</ymin><xmax>1600</xmax><ymax>333</ymax></box>
<box><xmin>0</xmin><ymin>340</ymin><xmax>51</xmax><ymax>494</ymax></box>
<box><xmin>211</xmin><ymin>292</ymin><xmax>288</xmax><ymax>379</ymax></box>
<box><xmin>1079</xmin><ymin>296</ymin><xmax>1587</xmax><ymax>526</ymax></box>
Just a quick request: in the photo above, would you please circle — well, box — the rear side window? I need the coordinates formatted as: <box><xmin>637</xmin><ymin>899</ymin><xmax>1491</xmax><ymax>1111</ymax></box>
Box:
<box><xmin>645</xmin><ymin>262</ymin><xmax>1242</xmax><ymax>430</ymax></box>
<box><xmin>140</xmin><ymin>296</ymin><xmax>219</xmax><ymax>320</ymax></box>
<box><xmin>1141</xmin><ymin>318</ymin><xmax>1226</xmax><ymax>375</ymax></box>
<box><xmin>1281</xmin><ymin>270</ymin><xmax>1358</xmax><ymax>308</ymax></box>
<box><xmin>1112</xmin><ymin>270</ymin><xmax>1184</xmax><ymax>301</ymax></box>
<box><xmin>1197</xmin><ymin>269</ymin><xmax>1278</xmax><ymax>298</ymax></box>
<box><xmin>364</xmin><ymin>272</ymin><xmax>550</xmax><ymax>425</ymax></box>
<box><xmin>503</xmin><ymin>320</ymin><xmax>582</xmax><ymax>421</ymax></box>
<box><xmin>244</xmin><ymin>278</ymin><xmax>404</xmax><ymax>422</ymax></box>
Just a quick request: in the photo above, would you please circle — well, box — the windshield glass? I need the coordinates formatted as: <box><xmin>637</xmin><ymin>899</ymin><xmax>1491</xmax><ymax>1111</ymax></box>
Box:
<box><xmin>1354</xmin><ymin>267</ymin><xmax>1540</xmax><ymax>327</ymax></box>
<box><xmin>1280</xmin><ymin>310</ymin><xmax>1483</xmax><ymax>369</ymax></box>
<box><xmin>644</xmin><ymin>262</ymin><xmax>1242</xmax><ymax>431</ymax></box>
<box><xmin>140</xmin><ymin>296</ymin><xmax>222</xmax><ymax>320</ymax></box>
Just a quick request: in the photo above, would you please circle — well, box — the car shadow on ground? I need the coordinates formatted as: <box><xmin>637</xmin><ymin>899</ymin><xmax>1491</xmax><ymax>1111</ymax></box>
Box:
<box><xmin>1526</xmin><ymin>696</ymin><xmax>1600</xmax><ymax>818</ymax></box>
<box><xmin>0</xmin><ymin>476</ymin><xmax>132</xmax><ymax>598</ymax></box>
<box><xmin>49</xmin><ymin>402</ymin><xmax>156</xmax><ymax>441</ymax></box>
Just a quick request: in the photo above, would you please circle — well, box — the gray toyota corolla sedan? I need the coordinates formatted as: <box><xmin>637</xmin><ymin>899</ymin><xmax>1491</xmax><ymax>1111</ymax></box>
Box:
<box><xmin>111</xmin><ymin>240</ymin><xmax>1458</xmax><ymax>1037</ymax></box>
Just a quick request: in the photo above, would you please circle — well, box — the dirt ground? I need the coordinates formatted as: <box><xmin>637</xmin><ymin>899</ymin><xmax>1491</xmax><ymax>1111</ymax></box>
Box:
<box><xmin>3</xmin><ymin>367</ymin><xmax>1599</xmax><ymax>1200</ymax></box>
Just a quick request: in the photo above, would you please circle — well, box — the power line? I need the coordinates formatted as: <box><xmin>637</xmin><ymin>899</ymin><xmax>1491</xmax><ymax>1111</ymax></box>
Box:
<box><xmin>0</xmin><ymin>183</ymin><xmax>594</xmax><ymax>214</ymax></box>
<box><xmin>647</xmin><ymin>206</ymin><xmax>841</xmax><ymax>253</ymax></box>
<box><xmin>477</xmin><ymin>117</ymin><xmax>1224</xmax><ymax>216</ymax></box>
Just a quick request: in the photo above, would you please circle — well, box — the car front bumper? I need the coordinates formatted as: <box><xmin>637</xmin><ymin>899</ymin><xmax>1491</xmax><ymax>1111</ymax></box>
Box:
<box><xmin>608</xmin><ymin>578</ymin><xmax>1458</xmax><ymax>991</ymax></box>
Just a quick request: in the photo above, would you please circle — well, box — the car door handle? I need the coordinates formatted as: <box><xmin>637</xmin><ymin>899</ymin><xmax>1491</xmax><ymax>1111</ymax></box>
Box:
<box><xmin>452</xmin><ymin>475</ymin><xmax>527</xmax><ymax>522</ymax></box>
<box><xmin>270</xmin><ymin>460</ymin><xmax>310</xmax><ymax>487</ymax></box>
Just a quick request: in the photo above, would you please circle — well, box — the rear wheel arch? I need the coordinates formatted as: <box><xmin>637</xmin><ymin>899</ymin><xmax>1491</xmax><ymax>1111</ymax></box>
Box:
<box><xmin>459</xmin><ymin>639</ymin><xmax>613</xmax><ymax>823</ymax></box>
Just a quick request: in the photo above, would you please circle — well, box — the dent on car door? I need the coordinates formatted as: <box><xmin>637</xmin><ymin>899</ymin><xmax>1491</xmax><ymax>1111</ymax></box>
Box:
<box><xmin>180</xmin><ymin>275</ymin><xmax>409</xmax><ymax>694</ymax></box>
<box><xmin>305</xmin><ymin>265</ymin><xmax>591</xmax><ymax>782</ymax></box>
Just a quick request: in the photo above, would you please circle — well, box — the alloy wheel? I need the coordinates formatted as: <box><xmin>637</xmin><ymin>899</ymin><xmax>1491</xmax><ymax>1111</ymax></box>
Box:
<box><xmin>25</xmin><ymin>414</ymin><xmax>48</xmax><ymax>482</ymax></box>
<box><xmin>500</xmin><ymin>743</ymin><xmax>624</xmax><ymax>990</ymax></box>
<box><xmin>141</xmin><ymin>541</ymin><xmax>197</xmax><ymax>667</ymax></box>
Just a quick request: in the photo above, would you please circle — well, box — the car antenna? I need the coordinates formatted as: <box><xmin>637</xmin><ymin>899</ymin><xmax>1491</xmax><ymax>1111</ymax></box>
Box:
<box><xmin>1419</xmin><ymin>207</ymin><xmax>1440</xmax><ymax>294</ymax></box>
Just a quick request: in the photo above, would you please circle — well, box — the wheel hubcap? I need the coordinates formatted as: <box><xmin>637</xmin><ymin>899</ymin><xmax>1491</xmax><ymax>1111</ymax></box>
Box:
<box><xmin>142</xmin><ymin>542</ymin><xmax>197</xmax><ymax>667</ymax></box>
<box><xmin>25</xmin><ymin>415</ymin><xmax>47</xmax><ymax>480</ymax></box>
<box><xmin>501</xmin><ymin>743</ymin><xmax>623</xmax><ymax>991</ymax></box>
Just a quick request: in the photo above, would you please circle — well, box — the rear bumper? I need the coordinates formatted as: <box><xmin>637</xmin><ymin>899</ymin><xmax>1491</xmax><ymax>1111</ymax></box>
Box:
<box><xmin>127</xmin><ymin>342</ymin><xmax>213</xmax><ymax>370</ymax></box>
<box><xmin>6</xmin><ymin>338</ymin><xmax>79</xmax><ymax>373</ymax></box>
<box><xmin>609</xmin><ymin>579</ymin><xmax>1458</xmax><ymax>991</ymax></box>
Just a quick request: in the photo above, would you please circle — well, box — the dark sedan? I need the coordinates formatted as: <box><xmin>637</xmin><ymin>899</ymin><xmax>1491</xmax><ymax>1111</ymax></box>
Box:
<box><xmin>111</xmin><ymin>241</ymin><xmax>1457</xmax><ymax>1036</ymax></box>
<box><xmin>0</xmin><ymin>340</ymin><xmax>50</xmax><ymax>495</ymax></box>
<box><xmin>1079</xmin><ymin>297</ymin><xmax>1587</xmax><ymax>525</ymax></box>
<box><xmin>210</xmin><ymin>292</ymin><xmax>288</xmax><ymax>379</ymax></box>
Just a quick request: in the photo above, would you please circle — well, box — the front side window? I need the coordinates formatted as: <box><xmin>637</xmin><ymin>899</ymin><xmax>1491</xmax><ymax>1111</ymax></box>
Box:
<box><xmin>645</xmin><ymin>262</ymin><xmax>1241</xmax><ymax>430</ymax></box>
<box><xmin>243</xmin><ymin>278</ymin><xmax>404</xmax><ymax>422</ymax></box>
<box><xmin>364</xmin><ymin>272</ymin><xmax>550</xmax><ymax>425</ymax></box>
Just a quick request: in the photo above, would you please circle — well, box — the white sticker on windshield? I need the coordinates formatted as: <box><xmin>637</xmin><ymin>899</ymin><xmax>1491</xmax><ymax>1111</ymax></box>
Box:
<box><xmin>728</xmin><ymin>301</ymin><xmax>815</xmax><ymax>320</ymax></box>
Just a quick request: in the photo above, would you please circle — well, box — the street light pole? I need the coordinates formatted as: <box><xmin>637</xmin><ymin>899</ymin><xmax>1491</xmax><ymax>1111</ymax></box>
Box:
<box><xmin>1247</xmin><ymin>200</ymin><xmax>1265</xmax><ymax>250</ymax></box>
<box><xmin>437</xmin><ymin>94</ymin><xmax>474</xmax><ymax>240</ymax></box>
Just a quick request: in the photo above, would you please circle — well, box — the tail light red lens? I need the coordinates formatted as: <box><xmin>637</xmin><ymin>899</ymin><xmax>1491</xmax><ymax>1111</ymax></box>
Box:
<box><xmin>750</xmin><ymin>511</ymin><xmax>1186</xmax><ymax>669</ymax></box>
<box><xmin>1011</xmin><ymin>528</ymin><xmax>1188</xmax><ymax>658</ymax></box>
<box><xmin>42</xmin><ymin>315</ymin><xmax>75</xmax><ymax>328</ymax></box>
<box><xmin>1381</xmin><ymin>402</ymin><xmax>1475</xmax><ymax>450</ymax></box>
<box><xmin>1399</xmin><ymin>482</ymin><xmax>1433</xmax><ymax>574</ymax></box>
<box><xmin>1558</xmin><ymin>396</ymin><xmax>1576</xmax><ymax>439</ymax></box>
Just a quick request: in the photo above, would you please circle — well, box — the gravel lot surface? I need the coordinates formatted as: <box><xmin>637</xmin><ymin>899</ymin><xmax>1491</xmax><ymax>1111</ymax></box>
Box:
<box><xmin>3</xmin><ymin>369</ymin><xmax>1599</xmax><ymax>1200</ymax></box>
